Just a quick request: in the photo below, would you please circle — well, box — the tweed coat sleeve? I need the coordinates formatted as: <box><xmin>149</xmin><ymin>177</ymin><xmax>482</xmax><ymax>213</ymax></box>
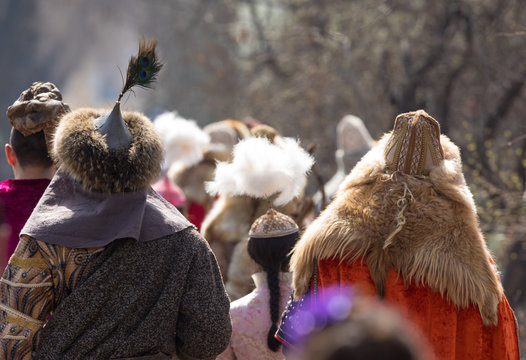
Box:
<box><xmin>175</xmin><ymin>235</ymin><xmax>232</xmax><ymax>360</ymax></box>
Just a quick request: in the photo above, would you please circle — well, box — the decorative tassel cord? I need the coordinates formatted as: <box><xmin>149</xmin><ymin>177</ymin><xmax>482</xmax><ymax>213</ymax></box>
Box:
<box><xmin>1</xmin><ymin>277</ymin><xmax>52</xmax><ymax>288</ymax></box>
<box><xmin>383</xmin><ymin>181</ymin><xmax>414</xmax><ymax>250</ymax></box>
<box><xmin>0</xmin><ymin>303</ymin><xmax>44</xmax><ymax>326</ymax></box>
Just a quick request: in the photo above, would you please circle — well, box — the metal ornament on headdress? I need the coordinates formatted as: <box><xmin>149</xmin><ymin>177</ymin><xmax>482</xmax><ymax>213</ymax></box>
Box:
<box><xmin>93</xmin><ymin>39</ymin><xmax>162</xmax><ymax>150</ymax></box>
<box><xmin>384</xmin><ymin>109</ymin><xmax>444</xmax><ymax>176</ymax></box>
<box><xmin>249</xmin><ymin>208</ymin><xmax>299</xmax><ymax>239</ymax></box>
<box><xmin>94</xmin><ymin>102</ymin><xmax>131</xmax><ymax>149</ymax></box>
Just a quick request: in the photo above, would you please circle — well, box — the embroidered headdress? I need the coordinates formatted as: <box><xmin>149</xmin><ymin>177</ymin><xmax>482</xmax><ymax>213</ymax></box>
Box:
<box><xmin>249</xmin><ymin>208</ymin><xmax>299</xmax><ymax>239</ymax></box>
<box><xmin>384</xmin><ymin>109</ymin><xmax>444</xmax><ymax>176</ymax></box>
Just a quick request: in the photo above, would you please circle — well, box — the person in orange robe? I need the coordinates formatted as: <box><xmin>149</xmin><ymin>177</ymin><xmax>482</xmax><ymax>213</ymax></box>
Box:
<box><xmin>290</xmin><ymin>110</ymin><xmax>519</xmax><ymax>360</ymax></box>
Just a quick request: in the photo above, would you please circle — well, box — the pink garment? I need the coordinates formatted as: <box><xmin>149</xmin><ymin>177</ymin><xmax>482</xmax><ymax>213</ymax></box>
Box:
<box><xmin>0</xmin><ymin>178</ymin><xmax>50</xmax><ymax>262</ymax></box>
<box><xmin>152</xmin><ymin>175</ymin><xmax>186</xmax><ymax>208</ymax></box>
<box><xmin>186</xmin><ymin>201</ymin><xmax>206</xmax><ymax>231</ymax></box>
<box><xmin>218</xmin><ymin>272</ymin><xmax>293</xmax><ymax>360</ymax></box>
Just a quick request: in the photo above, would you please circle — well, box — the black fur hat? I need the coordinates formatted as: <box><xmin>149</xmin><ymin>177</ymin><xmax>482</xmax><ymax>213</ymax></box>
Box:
<box><xmin>52</xmin><ymin>108</ymin><xmax>163</xmax><ymax>193</ymax></box>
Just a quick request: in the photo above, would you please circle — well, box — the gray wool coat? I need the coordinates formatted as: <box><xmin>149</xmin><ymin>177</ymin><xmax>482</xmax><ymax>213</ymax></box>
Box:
<box><xmin>33</xmin><ymin>228</ymin><xmax>231</xmax><ymax>360</ymax></box>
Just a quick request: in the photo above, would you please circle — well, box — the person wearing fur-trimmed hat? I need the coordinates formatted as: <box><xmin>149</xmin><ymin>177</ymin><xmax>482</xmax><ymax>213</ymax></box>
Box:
<box><xmin>153</xmin><ymin>113</ymin><xmax>251</xmax><ymax>232</ymax></box>
<box><xmin>202</xmin><ymin>125</ymin><xmax>310</xmax><ymax>300</ymax></box>
<box><xmin>0</xmin><ymin>40</ymin><xmax>231</xmax><ymax>360</ymax></box>
<box><xmin>206</xmin><ymin>135</ymin><xmax>313</xmax><ymax>359</ymax></box>
<box><xmin>290</xmin><ymin>110</ymin><xmax>519</xmax><ymax>359</ymax></box>
<box><xmin>166</xmin><ymin>117</ymin><xmax>251</xmax><ymax>232</ymax></box>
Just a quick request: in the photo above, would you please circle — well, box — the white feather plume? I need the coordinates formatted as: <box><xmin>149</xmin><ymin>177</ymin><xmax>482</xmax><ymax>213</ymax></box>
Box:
<box><xmin>153</xmin><ymin>111</ymin><xmax>210</xmax><ymax>170</ymax></box>
<box><xmin>206</xmin><ymin>136</ymin><xmax>314</xmax><ymax>206</ymax></box>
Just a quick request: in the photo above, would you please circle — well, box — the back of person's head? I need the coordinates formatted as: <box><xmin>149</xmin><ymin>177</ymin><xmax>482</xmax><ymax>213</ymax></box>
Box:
<box><xmin>7</xmin><ymin>81</ymin><xmax>69</xmax><ymax>173</ymax></box>
<box><xmin>9</xmin><ymin>128</ymin><xmax>53</xmax><ymax>169</ymax></box>
<box><xmin>287</xmin><ymin>293</ymin><xmax>432</xmax><ymax>360</ymax></box>
<box><xmin>7</xmin><ymin>81</ymin><xmax>70</xmax><ymax>152</ymax></box>
<box><xmin>303</xmin><ymin>311</ymin><xmax>423</xmax><ymax>360</ymax></box>
<box><xmin>247</xmin><ymin>230</ymin><xmax>298</xmax><ymax>273</ymax></box>
<box><xmin>204</xmin><ymin>134</ymin><xmax>313</xmax><ymax>351</ymax></box>
<box><xmin>247</xmin><ymin>208</ymin><xmax>300</xmax><ymax>352</ymax></box>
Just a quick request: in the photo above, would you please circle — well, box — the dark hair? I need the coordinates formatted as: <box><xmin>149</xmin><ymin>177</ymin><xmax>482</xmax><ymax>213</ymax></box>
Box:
<box><xmin>9</xmin><ymin>128</ymin><xmax>53</xmax><ymax>169</ymax></box>
<box><xmin>292</xmin><ymin>298</ymin><xmax>429</xmax><ymax>360</ymax></box>
<box><xmin>247</xmin><ymin>231</ymin><xmax>299</xmax><ymax>352</ymax></box>
<box><xmin>327</xmin><ymin>338</ymin><xmax>417</xmax><ymax>360</ymax></box>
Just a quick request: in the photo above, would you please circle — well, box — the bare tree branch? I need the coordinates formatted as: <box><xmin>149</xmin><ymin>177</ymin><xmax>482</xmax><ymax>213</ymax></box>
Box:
<box><xmin>243</xmin><ymin>0</ymin><xmax>290</xmax><ymax>78</ymax></box>
<box><xmin>475</xmin><ymin>73</ymin><xmax>526</xmax><ymax>189</ymax></box>
<box><xmin>437</xmin><ymin>7</ymin><xmax>473</xmax><ymax>134</ymax></box>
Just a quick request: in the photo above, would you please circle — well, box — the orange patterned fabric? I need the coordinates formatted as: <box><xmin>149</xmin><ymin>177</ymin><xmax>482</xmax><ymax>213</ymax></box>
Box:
<box><xmin>317</xmin><ymin>258</ymin><xmax>519</xmax><ymax>360</ymax></box>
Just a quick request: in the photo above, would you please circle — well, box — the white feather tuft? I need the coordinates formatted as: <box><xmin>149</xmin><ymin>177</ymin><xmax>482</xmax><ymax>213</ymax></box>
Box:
<box><xmin>206</xmin><ymin>136</ymin><xmax>314</xmax><ymax>206</ymax></box>
<box><xmin>153</xmin><ymin>111</ymin><xmax>210</xmax><ymax>170</ymax></box>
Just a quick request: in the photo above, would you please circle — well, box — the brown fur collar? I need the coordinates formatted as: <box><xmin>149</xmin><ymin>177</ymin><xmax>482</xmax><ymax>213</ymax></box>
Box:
<box><xmin>52</xmin><ymin>108</ymin><xmax>163</xmax><ymax>193</ymax></box>
<box><xmin>291</xmin><ymin>133</ymin><xmax>503</xmax><ymax>326</ymax></box>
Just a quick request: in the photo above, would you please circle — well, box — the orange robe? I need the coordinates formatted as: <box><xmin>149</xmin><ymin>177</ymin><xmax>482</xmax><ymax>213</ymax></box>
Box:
<box><xmin>317</xmin><ymin>258</ymin><xmax>519</xmax><ymax>360</ymax></box>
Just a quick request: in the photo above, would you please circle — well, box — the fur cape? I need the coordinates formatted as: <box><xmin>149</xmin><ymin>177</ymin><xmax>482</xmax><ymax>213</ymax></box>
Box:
<box><xmin>291</xmin><ymin>133</ymin><xmax>503</xmax><ymax>326</ymax></box>
<box><xmin>53</xmin><ymin>108</ymin><xmax>163</xmax><ymax>193</ymax></box>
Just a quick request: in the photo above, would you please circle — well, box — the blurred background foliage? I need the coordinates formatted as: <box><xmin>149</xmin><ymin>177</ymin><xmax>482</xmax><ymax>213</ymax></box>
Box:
<box><xmin>0</xmin><ymin>0</ymin><xmax>525</xmax><ymax>351</ymax></box>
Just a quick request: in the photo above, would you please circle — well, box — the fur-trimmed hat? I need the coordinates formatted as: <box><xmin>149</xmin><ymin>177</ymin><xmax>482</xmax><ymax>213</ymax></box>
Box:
<box><xmin>53</xmin><ymin>108</ymin><xmax>163</xmax><ymax>193</ymax></box>
<box><xmin>206</xmin><ymin>136</ymin><xmax>314</xmax><ymax>207</ymax></box>
<box><xmin>202</xmin><ymin>124</ymin><xmax>312</xmax><ymax>244</ymax></box>
<box><xmin>51</xmin><ymin>39</ymin><xmax>163</xmax><ymax>194</ymax></box>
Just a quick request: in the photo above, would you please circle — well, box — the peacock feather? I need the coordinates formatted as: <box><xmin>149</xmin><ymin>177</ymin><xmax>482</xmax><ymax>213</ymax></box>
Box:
<box><xmin>118</xmin><ymin>38</ymin><xmax>163</xmax><ymax>102</ymax></box>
